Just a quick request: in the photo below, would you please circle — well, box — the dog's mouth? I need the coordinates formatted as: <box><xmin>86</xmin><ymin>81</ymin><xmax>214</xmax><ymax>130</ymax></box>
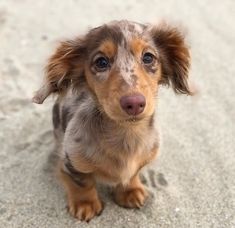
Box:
<box><xmin>118</xmin><ymin>116</ymin><xmax>143</xmax><ymax>124</ymax></box>
<box><xmin>126</xmin><ymin>117</ymin><xmax>141</xmax><ymax>122</ymax></box>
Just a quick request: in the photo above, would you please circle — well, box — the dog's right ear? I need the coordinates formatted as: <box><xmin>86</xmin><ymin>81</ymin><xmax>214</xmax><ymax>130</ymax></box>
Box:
<box><xmin>32</xmin><ymin>38</ymin><xmax>86</xmax><ymax>104</ymax></box>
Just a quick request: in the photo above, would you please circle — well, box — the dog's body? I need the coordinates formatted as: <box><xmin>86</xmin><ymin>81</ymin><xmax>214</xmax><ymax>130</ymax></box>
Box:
<box><xmin>53</xmin><ymin>89</ymin><xmax>159</xmax><ymax>185</ymax></box>
<box><xmin>33</xmin><ymin>20</ymin><xmax>191</xmax><ymax>221</ymax></box>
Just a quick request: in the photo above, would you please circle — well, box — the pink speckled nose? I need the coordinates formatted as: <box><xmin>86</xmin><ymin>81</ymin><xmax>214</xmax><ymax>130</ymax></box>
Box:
<box><xmin>120</xmin><ymin>94</ymin><xmax>146</xmax><ymax>116</ymax></box>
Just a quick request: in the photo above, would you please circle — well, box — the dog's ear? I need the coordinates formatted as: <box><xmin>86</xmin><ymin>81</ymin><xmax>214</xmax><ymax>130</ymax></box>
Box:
<box><xmin>150</xmin><ymin>23</ymin><xmax>191</xmax><ymax>95</ymax></box>
<box><xmin>32</xmin><ymin>38</ymin><xmax>86</xmax><ymax>104</ymax></box>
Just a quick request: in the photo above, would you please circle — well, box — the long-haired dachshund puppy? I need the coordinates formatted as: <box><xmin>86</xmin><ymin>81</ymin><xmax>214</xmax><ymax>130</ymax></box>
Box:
<box><xmin>33</xmin><ymin>20</ymin><xmax>191</xmax><ymax>222</ymax></box>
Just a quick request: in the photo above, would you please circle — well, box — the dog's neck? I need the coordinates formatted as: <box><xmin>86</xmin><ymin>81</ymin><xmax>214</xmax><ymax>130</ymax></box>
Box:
<box><xmin>93</xmin><ymin>108</ymin><xmax>157</xmax><ymax>154</ymax></box>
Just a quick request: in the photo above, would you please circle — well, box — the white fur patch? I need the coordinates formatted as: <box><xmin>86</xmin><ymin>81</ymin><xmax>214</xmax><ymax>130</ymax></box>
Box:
<box><xmin>116</xmin><ymin>45</ymin><xmax>135</xmax><ymax>86</ymax></box>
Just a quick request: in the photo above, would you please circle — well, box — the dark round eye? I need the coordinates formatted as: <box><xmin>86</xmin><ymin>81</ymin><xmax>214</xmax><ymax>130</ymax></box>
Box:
<box><xmin>94</xmin><ymin>57</ymin><xmax>109</xmax><ymax>71</ymax></box>
<box><xmin>142</xmin><ymin>52</ymin><xmax>155</xmax><ymax>64</ymax></box>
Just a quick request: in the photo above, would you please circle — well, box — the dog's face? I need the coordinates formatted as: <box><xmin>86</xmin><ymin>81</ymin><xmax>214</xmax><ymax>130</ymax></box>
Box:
<box><xmin>84</xmin><ymin>22</ymin><xmax>162</xmax><ymax>122</ymax></box>
<box><xmin>33</xmin><ymin>20</ymin><xmax>191</xmax><ymax>122</ymax></box>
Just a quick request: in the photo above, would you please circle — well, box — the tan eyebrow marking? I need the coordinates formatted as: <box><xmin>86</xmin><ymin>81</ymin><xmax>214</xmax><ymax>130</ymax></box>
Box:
<box><xmin>130</xmin><ymin>38</ymin><xmax>148</xmax><ymax>57</ymax></box>
<box><xmin>98</xmin><ymin>40</ymin><xmax>117</xmax><ymax>58</ymax></box>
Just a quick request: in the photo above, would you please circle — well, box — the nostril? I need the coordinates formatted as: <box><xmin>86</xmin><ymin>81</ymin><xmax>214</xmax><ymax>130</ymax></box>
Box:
<box><xmin>127</xmin><ymin>105</ymin><xmax>133</xmax><ymax>109</ymax></box>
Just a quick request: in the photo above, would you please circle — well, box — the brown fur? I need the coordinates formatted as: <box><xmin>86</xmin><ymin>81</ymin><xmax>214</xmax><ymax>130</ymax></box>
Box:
<box><xmin>33</xmin><ymin>20</ymin><xmax>191</xmax><ymax>221</ymax></box>
<box><xmin>150</xmin><ymin>22</ymin><xmax>191</xmax><ymax>94</ymax></box>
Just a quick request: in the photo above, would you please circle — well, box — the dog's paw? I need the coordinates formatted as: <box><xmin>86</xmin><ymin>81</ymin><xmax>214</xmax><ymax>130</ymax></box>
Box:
<box><xmin>115</xmin><ymin>187</ymin><xmax>148</xmax><ymax>208</ymax></box>
<box><xmin>68</xmin><ymin>198</ymin><xmax>103</xmax><ymax>222</ymax></box>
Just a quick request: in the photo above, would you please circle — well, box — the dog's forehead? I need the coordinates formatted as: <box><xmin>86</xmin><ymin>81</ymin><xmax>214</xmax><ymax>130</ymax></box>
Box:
<box><xmin>109</xmin><ymin>20</ymin><xmax>146</xmax><ymax>37</ymax></box>
<box><xmin>107</xmin><ymin>20</ymin><xmax>148</xmax><ymax>47</ymax></box>
<box><xmin>86</xmin><ymin>20</ymin><xmax>149</xmax><ymax>51</ymax></box>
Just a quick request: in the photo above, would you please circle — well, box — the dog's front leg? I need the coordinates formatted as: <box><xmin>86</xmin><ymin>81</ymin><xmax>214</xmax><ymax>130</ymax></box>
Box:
<box><xmin>57</xmin><ymin>161</ymin><xmax>103</xmax><ymax>222</ymax></box>
<box><xmin>114</xmin><ymin>173</ymin><xmax>148</xmax><ymax>208</ymax></box>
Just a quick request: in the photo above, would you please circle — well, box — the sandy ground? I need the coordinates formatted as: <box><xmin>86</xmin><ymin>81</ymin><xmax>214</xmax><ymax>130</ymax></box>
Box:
<box><xmin>0</xmin><ymin>0</ymin><xmax>234</xmax><ymax>227</ymax></box>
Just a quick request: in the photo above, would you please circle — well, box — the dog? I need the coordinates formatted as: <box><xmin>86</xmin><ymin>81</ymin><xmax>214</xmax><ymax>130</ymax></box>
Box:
<box><xmin>32</xmin><ymin>20</ymin><xmax>191</xmax><ymax>222</ymax></box>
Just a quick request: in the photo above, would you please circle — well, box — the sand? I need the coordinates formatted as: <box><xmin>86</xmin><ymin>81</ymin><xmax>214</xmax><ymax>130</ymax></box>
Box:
<box><xmin>0</xmin><ymin>0</ymin><xmax>234</xmax><ymax>227</ymax></box>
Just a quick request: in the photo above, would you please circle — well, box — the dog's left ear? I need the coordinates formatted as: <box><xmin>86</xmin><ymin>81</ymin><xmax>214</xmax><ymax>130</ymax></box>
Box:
<box><xmin>150</xmin><ymin>23</ymin><xmax>192</xmax><ymax>95</ymax></box>
<box><xmin>32</xmin><ymin>38</ymin><xmax>87</xmax><ymax>104</ymax></box>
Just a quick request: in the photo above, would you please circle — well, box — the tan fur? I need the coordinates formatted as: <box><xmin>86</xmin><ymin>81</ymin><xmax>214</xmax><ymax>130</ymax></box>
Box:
<box><xmin>114</xmin><ymin>174</ymin><xmax>148</xmax><ymax>208</ymax></box>
<box><xmin>71</xmin><ymin>137</ymin><xmax>158</xmax><ymax>185</ymax></box>
<box><xmin>130</xmin><ymin>38</ymin><xmax>148</xmax><ymax>57</ymax></box>
<box><xmin>99</xmin><ymin>40</ymin><xmax>117</xmax><ymax>58</ymax></box>
<box><xmin>57</xmin><ymin>162</ymin><xmax>102</xmax><ymax>222</ymax></box>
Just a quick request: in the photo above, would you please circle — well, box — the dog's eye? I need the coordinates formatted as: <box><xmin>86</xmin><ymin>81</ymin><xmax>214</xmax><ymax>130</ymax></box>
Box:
<box><xmin>142</xmin><ymin>52</ymin><xmax>155</xmax><ymax>64</ymax></box>
<box><xmin>94</xmin><ymin>57</ymin><xmax>109</xmax><ymax>71</ymax></box>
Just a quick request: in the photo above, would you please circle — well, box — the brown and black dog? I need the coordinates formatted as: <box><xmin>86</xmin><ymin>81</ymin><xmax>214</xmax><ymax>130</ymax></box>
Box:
<box><xmin>33</xmin><ymin>20</ymin><xmax>191</xmax><ymax>222</ymax></box>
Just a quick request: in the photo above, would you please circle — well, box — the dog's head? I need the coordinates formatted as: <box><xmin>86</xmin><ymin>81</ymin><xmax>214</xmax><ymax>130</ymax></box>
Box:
<box><xmin>33</xmin><ymin>20</ymin><xmax>191</xmax><ymax>122</ymax></box>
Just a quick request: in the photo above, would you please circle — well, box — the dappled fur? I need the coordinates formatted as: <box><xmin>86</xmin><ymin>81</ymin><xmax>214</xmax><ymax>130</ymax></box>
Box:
<box><xmin>33</xmin><ymin>20</ymin><xmax>191</xmax><ymax>222</ymax></box>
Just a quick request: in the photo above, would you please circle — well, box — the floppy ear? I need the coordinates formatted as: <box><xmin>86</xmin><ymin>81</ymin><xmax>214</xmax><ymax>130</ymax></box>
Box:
<box><xmin>150</xmin><ymin>23</ymin><xmax>191</xmax><ymax>95</ymax></box>
<box><xmin>32</xmin><ymin>38</ymin><xmax>86</xmax><ymax>104</ymax></box>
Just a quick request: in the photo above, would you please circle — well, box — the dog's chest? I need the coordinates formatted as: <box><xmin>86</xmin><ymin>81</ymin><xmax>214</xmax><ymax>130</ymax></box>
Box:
<box><xmin>95</xmin><ymin>145</ymin><xmax>155</xmax><ymax>185</ymax></box>
<box><xmin>65</xmin><ymin>107</ymin><xmax>158</xmax><ymax>185</ymax></box>
<box><xmin>115</xmin><ymin>154</ymin><xmax>142</xmax><ymax>185</ymax></box>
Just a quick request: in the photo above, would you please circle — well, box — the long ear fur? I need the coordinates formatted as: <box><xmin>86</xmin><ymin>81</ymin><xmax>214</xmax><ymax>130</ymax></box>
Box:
<box><xmin>32</xmin><ymin>39</ymin><xmax>86</xmax><ymax>104</ymax></box>
<box><xmin>151</xmin><ymin>23</ymin><xmax>191</xmax><ymax>95</ymax></box>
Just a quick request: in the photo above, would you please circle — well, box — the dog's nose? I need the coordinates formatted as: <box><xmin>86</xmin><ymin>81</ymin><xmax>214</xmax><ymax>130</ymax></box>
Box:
<box><xmin>120</xmin><ymin>94</ymin><xmax>146</xmax><ymax>116</ymax></box>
